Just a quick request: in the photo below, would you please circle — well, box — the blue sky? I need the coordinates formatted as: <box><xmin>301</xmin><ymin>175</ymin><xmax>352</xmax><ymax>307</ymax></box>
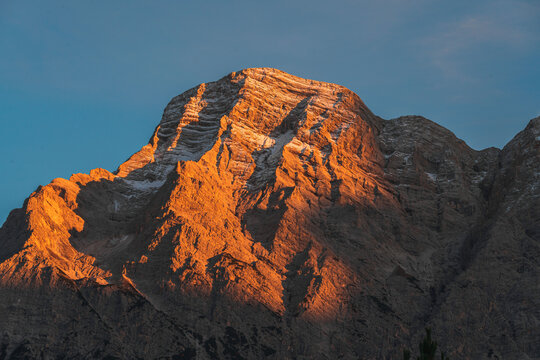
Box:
<box><xmin>1</xmin><ymin>0</ymin><xmax>539</xmax><ymax>225</ymax></box>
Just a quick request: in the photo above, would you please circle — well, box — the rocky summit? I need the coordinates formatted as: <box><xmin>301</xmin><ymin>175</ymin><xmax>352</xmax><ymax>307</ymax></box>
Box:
<box><xmin>1</xmin><ymin>68</ymin><xmax>539</xmax><ymax>359</ymax></box>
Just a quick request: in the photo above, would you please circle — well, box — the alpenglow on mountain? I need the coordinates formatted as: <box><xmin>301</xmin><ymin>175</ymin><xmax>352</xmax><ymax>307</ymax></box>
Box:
<box><xmin>1</xmin><ymin>68</ymin><xmax>539</xmax><ymax>359</ymax></box>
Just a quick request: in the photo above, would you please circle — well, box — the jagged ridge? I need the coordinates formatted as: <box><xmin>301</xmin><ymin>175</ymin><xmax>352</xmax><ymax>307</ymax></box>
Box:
<box><xmin>0</xmin><ymin>68</ymin><xmax>539</xmax><ymax>359</ymax></box>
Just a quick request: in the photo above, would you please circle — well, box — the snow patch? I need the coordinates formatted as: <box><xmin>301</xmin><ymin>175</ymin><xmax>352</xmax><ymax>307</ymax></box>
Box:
<box><xmin>471</xmin><ymin>171</ymin><xmax>487</xmax><ymax>184</ymax></box>
<box><xmin>122</xmin><ymin>178</ymin><xmax>166</xmax><ymax>191</ymax></box>
<box><xmin>109</xmin><ymin>235</ymin><xmax>130</xmax><ymax>247</ymax></box>
<box><xmin>331</xmin><ymin>122</ymin><xmax>351</xmax><ymax>142</ymax></box>
<box><xmin>403</xmin><ymin>154</ymin><xmax>412</xmax><ymax>165</ymax></box>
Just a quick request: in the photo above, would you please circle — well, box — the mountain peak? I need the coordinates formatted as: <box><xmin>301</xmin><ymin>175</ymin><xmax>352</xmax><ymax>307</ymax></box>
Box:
<box><xmin>1</xmin><ymin>69</ymin><xmax>539</xmax><ymax>359</ymax></box>
<box><xmin>117</xmin><ymin>67</ymin><xmax>379</xmax><ymax>183</ymax></box>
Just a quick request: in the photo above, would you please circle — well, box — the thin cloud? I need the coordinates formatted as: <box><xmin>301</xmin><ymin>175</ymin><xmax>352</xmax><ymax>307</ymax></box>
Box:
<box><xmin>421</xmin><ymin>1</ymin><xmax>538</xmax><ymax>83</ymax></box>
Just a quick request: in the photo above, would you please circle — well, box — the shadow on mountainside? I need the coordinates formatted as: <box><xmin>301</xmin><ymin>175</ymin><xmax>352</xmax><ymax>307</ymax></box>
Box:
<box><xmin>241</xmin><ymin>96</ymin><xmax>311</xmax><ymax>252</ymax></box>
<box><xmin>0</xmin><ymin>207</ymin><xmax>31</xmax><ymax>263</ymax></box>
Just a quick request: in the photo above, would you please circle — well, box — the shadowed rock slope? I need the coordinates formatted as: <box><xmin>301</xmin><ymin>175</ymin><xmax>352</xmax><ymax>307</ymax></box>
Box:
<box><xmin>0</xmin><ymin>68</ymin><xmax>539</xmax><ymax>359</ymax></box>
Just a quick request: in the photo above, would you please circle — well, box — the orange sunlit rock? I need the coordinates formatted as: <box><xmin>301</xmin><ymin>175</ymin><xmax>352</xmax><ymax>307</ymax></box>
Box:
<box><xmin>1</xmin><ymin>68</ymin><xmax>538</xmax><ymax>359</ymax></box>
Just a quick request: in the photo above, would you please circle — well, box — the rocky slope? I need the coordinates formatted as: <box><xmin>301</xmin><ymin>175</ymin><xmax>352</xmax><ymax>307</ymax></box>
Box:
<box><xmin>0</xmin><ymin>68</ymin><xmax>539</xmax><ymax>359</ymax></box>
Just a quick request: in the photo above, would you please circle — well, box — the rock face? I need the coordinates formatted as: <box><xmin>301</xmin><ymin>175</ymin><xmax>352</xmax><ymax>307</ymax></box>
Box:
<box><xmin>0</xmin><ymin>68</ymin><xmax>539</xmax><ymax>359</ymax></box>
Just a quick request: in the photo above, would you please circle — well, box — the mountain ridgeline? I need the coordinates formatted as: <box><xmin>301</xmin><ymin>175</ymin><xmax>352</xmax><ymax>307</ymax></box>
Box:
<box><xmin>0</xmin><ymin>68</ymin><xmax>539</xmax><ymax>359</ymax></box>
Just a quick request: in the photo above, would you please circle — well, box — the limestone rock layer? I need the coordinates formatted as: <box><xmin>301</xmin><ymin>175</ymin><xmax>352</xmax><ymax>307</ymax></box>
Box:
<box><xmin>1</xmin><ymin>68</ymin><xmax>539</xmax><ymax>359</ymax></box>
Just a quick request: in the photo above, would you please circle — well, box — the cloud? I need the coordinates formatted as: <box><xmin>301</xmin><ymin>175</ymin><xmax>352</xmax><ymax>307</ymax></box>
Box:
<box><xmin>420</xmin><ymin>0</ymin><xmax>539</xmax><ymax>83</ymax></box>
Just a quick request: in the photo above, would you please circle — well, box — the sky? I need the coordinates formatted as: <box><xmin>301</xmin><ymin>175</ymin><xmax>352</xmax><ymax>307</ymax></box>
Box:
<box><xmin>1</xmin><ymin>0</ymin><xmax>539</xmax><ymax>226</ymax></box>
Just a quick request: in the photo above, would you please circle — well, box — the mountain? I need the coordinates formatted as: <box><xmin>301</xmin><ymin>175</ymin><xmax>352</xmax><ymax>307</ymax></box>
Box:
<box><xmin>0</xmin><ymin>68</ymin><xmax>539</xmax><ymax>359</ymax></box>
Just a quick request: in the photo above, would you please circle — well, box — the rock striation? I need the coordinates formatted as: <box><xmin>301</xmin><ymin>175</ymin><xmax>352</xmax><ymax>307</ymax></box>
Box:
<box><xmin>0</xmin><ymin>68</ymin><xmax>539</xmax><ymax>359</ymax></box>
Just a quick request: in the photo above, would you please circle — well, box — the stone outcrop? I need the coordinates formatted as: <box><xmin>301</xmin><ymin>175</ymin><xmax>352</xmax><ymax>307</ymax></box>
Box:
<box><xmin>0</xmin><ymin>68</ymin><xmax>539</xmax><ymax>359</ymax></box>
